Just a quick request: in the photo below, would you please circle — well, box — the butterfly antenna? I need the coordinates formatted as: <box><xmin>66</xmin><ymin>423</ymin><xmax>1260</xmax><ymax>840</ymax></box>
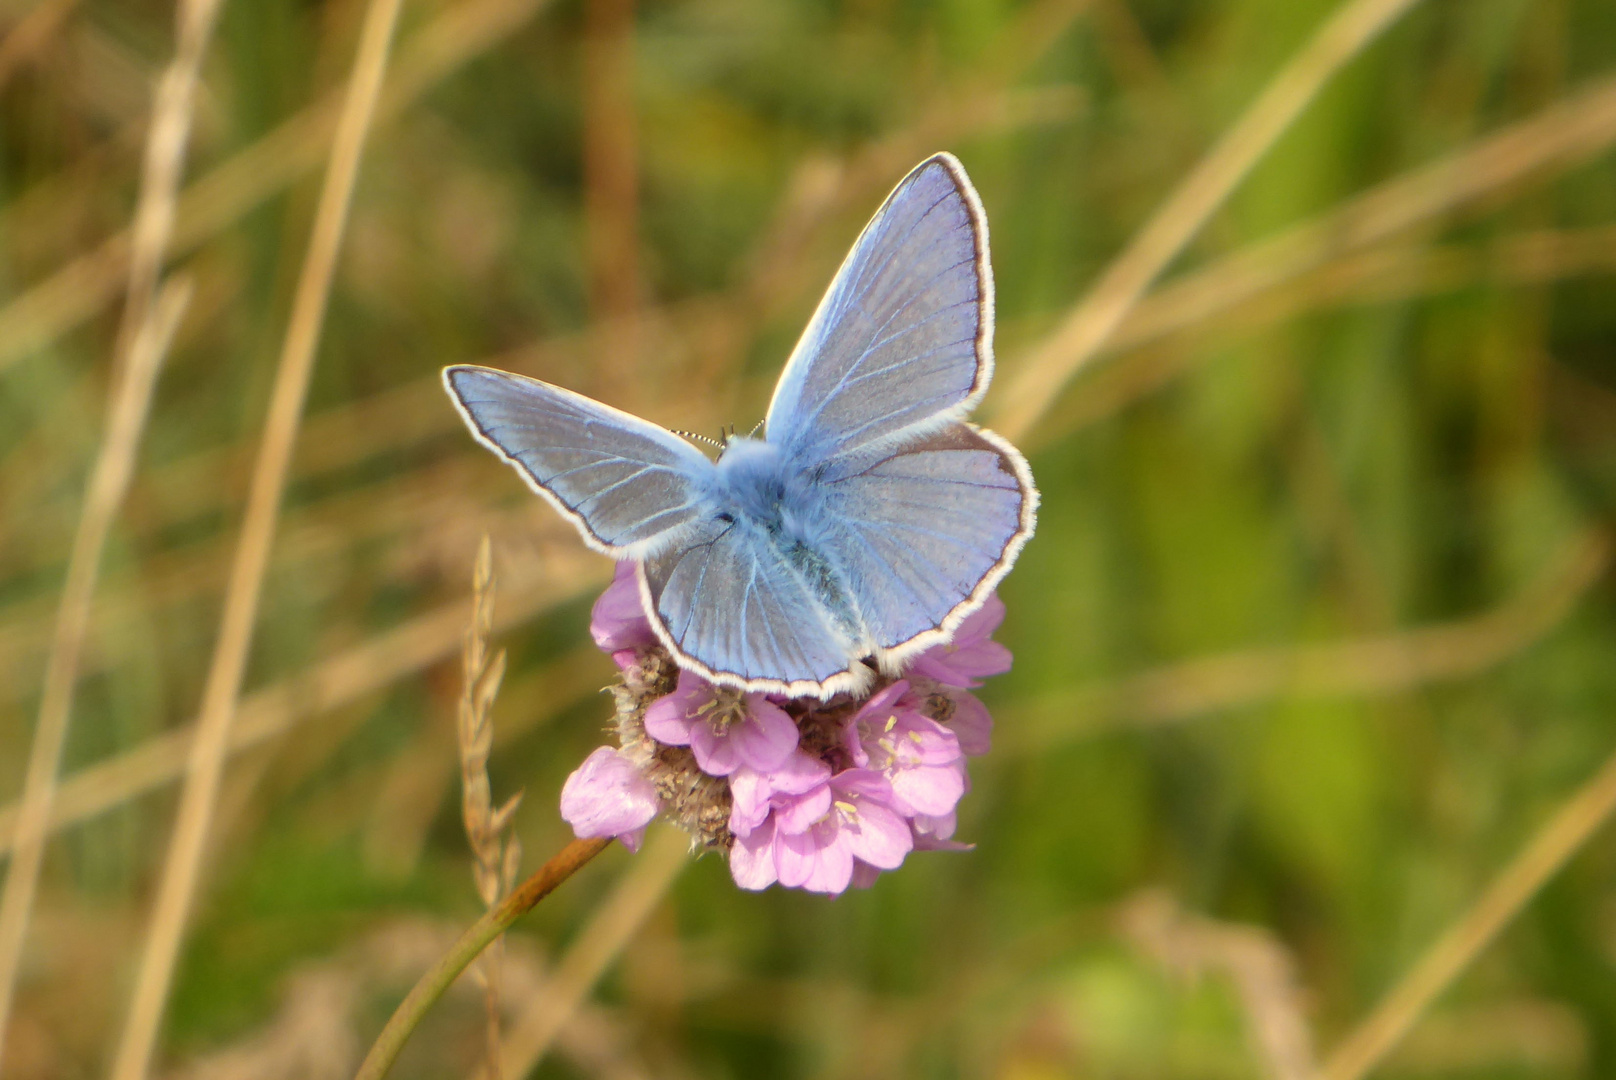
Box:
<box><xmin>748</xmin><ymin>419</ymin><xmax>764</xmax><ymax>438</ymax></box>
<box><xmin>673</xmin><ymin>429</ymin><xmax>725</xmax><ymax>449</ymax></box>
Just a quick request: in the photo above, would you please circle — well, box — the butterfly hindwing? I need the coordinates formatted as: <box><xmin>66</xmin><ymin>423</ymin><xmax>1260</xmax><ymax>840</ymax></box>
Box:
<box><xmin>765</xmin><ymin>153</ymin><xmax>992</xmax><ymax>468</ymax></box>
<box><xmin>639</xmin><ymin>519</ymin><xmax>857</xmax><ymax>693</ymax></box>
<box><xmin>818</xmin><ymin>425</ymin><xmax>1035</xmax><ymax>657</ymax></box>
<box><xmin>444</xmin><ymin>366</ymin><xmax>712</xmax><ymax>555</ymax></box>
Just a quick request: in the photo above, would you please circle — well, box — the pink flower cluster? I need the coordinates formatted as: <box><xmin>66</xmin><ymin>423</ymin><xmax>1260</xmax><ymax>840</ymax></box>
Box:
<box><xmin>559</xmin><ymin>562</ymin><xmax>1008</xmax><ymax>894</ymax></box>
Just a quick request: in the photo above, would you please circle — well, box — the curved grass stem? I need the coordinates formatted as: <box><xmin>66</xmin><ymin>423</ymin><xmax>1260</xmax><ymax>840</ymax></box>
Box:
<box><xmin>352</xmin><ymin>836</ymin><xmax>612</xmax><ymax>1080</ymax></box>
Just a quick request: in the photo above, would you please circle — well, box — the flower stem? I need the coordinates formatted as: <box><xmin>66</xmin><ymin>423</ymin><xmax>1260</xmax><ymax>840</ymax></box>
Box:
<box><xmin>352</xmin><ymin>836</ymin><xmax>612</xmax><ymax>1080</ymax></box>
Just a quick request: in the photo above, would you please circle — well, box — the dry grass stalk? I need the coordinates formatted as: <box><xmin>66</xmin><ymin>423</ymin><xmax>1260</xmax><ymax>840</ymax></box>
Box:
<box><xmin>0</xmin><ymin>559</ymin><xmax>607</xmax><ymax>862</ymax></box>
<box><xmin>0</xmin><ymin>0</ymin><xmax>560</xmax><ymax>375</ymax></box>
<box><xmin>159</xmin><ymin>919</ymin><xmax>652</xmax><ymax>1080</ymax></box>
<box><xmin>162</xmin><ymin>967</ymin><xmax>359</xmax><ymax>1080</ymax></box>
<box><xmin>0</xmin><ymin>0</ymin><xmax>224</xmax><ymax>1059</ymax></box>
<box><xmin>582</xmin><ymin>0</ymin><xmax>641</xmax><ymax>392</ymax></box>
<box><xmin>108</xmin><ymin>2</ymin><xmax>406</xmax><ymax>1076</ymax></box>
<box><xmin>0</xmin><ymin>0</ymin><xmax>79</xmax><ymax>91</ymax></box>
<box><xmin>1002</xmin><ymin>529</ymin><xmax>1609</xmax><ymax>749</ymax></box>
<box><xmin>1317</xmin><ymin>737</ymin><xmax>1616</xmax><ymax>1080</ymax></box>
<box><xmin>1098</xmin><ymin>75</ymin><xmax>1616</xmax><ymax>366</ymax></box>
<box><xmin>494</xmin><ymin>826</ymin><xmax>689</xmax><ymax>1079</ymax></box>
<box><xmin>109</xmin><ymin>0</ymin><xmax>225</xmax><ymax>373</ymax></box>
<box><xmin>458</xmin><ymin>538</ymin><xmax>522</xmax><ymax>1080</ymax></box>
<box><xmin>1036</xmin><ymin>223</ymin><xmax>1616</xmax><ymax>444</ymax></box>
<box><xmin>992</xmin><ymin>0</ymin><xmax>1425</xmax><ymax>441</ymax></box>
<box><xmin>0</xmin><ymin>277</ymin><xmax>191</xmax><ymax>1068</ymax></box>
<box><xmin>363</xmin><ymin>645</ymin><xmax>601</xmax><ymax>877</ymax></box>
<box><xmin>1121</xmin><ymin>890</ymin><xmax>1316</xmax><ymax>1080</ymax></box>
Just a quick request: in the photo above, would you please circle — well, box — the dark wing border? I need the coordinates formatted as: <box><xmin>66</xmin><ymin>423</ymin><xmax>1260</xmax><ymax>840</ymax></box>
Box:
<box><xmin>634</xmin><ymin>541</ymin><xmax>874</xmax><ymax>702</ymax></box>
<box><xmin>871</xmin><ymin>422</ymin><xmax>1037</xmax><ymax>673</ymax></box>
<box><xmin>443</xmin><ymin>364</ymin><xmax>710</xmax><ymax>557</ymax></box>
<box><xmin>763</xmin><ymin>151</ymin><xmax>996</xmax><ymax>455</ymax></box>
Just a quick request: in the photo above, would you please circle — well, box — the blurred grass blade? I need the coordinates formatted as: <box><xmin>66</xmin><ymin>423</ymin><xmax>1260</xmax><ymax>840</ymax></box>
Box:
<box><xmin>1002</xmin><ymin>530</ymin><xmax>1608</xmax><ymax>749</ymax></box>
<box><xmin>1027</xmin><ymin>73</ymin><xmax>1616</xmax><ymax>450</ymax></box>
<box><xmin>496</xmin><ymin>827</ymin><xmax>689</xmax><ymax>1079</ymax></box>
<box><xmin>1319</xmin><ymin>740</ymin><xmax>1616</xmax><ymax>1080</ymax></box>
<box><xmin>0</xmin><ymin>0</ymin><xmax>557</xmax><ymax>374</ymax></box>
<box><xmin>0</xmin><ymin>0</ymin><xmax>224</xmax><ymax>1058</ymax></box>
<box><xmin>109</xmin><ymin>1</ymin><xmax>404</xmax><ymax>1075</ymax></box>
<box><xmin>354</xmin><ymin>836</ymin><xmax>615</xmax><ymax>1080</ymax></box>
<box><xmin>0</xmin><ymin>581</ymin><xmax>605</xmax><ymax>863</ymax></box>
<box><xmin>992</xmin><ymin>0</ymin><xmax>1425</xmax><ymax>441</ymax></box>
<box><xmin>0</xmin><ymin>274</ymin><xmax>190</xmax><ymax>1070</ymax></box>
<box><xmin>0</xmin><ymin>0</ymin><xmax>78</xmax><ymax>91</ymax></box>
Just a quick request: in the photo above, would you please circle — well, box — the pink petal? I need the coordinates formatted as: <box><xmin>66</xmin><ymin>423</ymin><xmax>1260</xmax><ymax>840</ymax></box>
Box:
<box><xmin>730</xmin><ymin>696</ymin><xmax>799</xmax><ymax>772</ymax></box>
<box><xmin>914</xmin><ymin>834</ymin><xmax>973</xmax><ymax>853</ymax></box>
<box><xmin>642</xmin><ymin>696</ymin><xmax>694</xmax><ymax>747</ymax></box>
<box><xmin>841</xmin><ymin>719</ymin><xmax>870</xmax><ymax>768</ymax></box>
<box><xmin>727</xmin><ymin>767</ymin><xmax>773</xmax><ymax>838</ymax></box>
<box><xmin>841</xmin><ymin>798</ymin><xmax>911</xmax><ymax>870</ymax></box>
<box><xmin>946</xmin><ymin>691</ymin><xmax>993</xmax><ymax>757</ymax></box>
<box><xmin>912</xmin><ymin>811</ymin><xmax>958</xmax><ymax>841</ymax></box>
<box><xmin>954</xmin><ymin>594</ymin><xmax>1005</xmax><ymax>647</ymax></box>
<box><xmin>843</xmin><ymin>681</ymin><xmax>909</xmax><ymax>767</ymax></box>
<box><xmin>852</xmin><ymin>681</ymin><xmax>910</xmax><ymax>725</ymax></box>
<box><xmin>890</xmin><ymin>761</ymin><xmax>966</xmax><ymax>817</ymax></box>
<box><xmin>801</xmin><ymin>844</ymin><xmax>855</xmax><ymax>894</ymax></box>
<box><xmin>590</xmin><ymin>561</ymin><xmax>655</xmax><ymax>652</ymax></box>
<box><xmin>761</xmin><ymin>750</ymin><xmax>832</xmax><ymax>796</ymax></box>
<box><xmin>829</xmin><ymin>768</ymin><xmax>895</xmax><ymax>804</ymax></box>
<box><xmin>559</xmin><ymin>747</ymin><xmax>659</xmax><ymax>841</ymax></box>
<box><xmin>773</xmin><ymin>783</ymin><xmax>833</xmax><ymax>835</ymax></box>
<box><xmin>849</xmin><ymin>860</ymin><xmax>883</xmax><ymax>889</ymax></box>
<box><xmin>689</xmin><ymin>720</ymin><xmax>740</xmax><ymax>776</ymax></box>
<box><xmin>777</xmin><ymin>819</ymin><xmax>852</xmax><ymax>893</ymax></box>
<box><xmin>617</xmin><ymin>825</ymin><xmax>649</xmax><ymax>853</ymax></box>
<box><xmin>728</xmin><ymin>817</ymin><xmax>778</xmax><ymax>890</ymax></box>
<box><xmin>908</xmin><ymin>597</ymin><xmax>1012</xmax><ymax>687</ymax></box>
<box><xmin>893</xmin><ymin>714</ymin><xmax>961</xmax><ymax>766</ymax></box>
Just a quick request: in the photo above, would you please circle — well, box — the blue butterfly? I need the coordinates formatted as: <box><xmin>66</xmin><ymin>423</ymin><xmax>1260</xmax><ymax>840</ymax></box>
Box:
<box><xmin>444</xmin><ymin>153</ymin><xmax>1037</xmax><ymax>699</ymax></box>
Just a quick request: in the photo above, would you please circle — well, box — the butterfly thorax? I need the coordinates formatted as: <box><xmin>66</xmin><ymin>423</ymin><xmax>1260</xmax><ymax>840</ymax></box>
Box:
<box><xmin>709</xmin><ymin>437</ymin><xmax>818</xmax><ymax>540</ymax></box>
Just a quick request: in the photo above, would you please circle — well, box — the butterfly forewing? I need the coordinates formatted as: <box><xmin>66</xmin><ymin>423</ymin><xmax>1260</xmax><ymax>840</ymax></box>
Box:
<box><xmin>765</xmin><ymin>153</ymin><xmax>992</xmax><ymax>468</ymax></box>
<box><xmin>444</xmin><ymin>366</ymin><xmax>712</xmax><ymax>554</ymax></box>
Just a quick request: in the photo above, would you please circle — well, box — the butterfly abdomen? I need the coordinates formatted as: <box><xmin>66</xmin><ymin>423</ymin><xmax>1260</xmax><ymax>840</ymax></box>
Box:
<box><xmin>707</xmin><ymin>436</ymin><xmax>864</xmax><ymax>645</ymax></box>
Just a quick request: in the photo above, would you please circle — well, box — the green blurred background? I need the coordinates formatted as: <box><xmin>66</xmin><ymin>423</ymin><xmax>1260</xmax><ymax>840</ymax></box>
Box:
<box><xmin>2</xmin><ymin>0</ymin><xmax>1616</xmax><ymax>1076</ymax></box>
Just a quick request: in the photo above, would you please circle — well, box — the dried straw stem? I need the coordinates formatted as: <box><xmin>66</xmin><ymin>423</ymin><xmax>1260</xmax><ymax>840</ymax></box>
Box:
<box><xmin>0</xmin><ymin>576</ymin><xmax>607</xmax><ymax>861</ymax></box>
<box><xmin>353</xmin><ymin>836</ymin><xmax>614</xmax><ymax>1080</ymax></box>
<box><xmin>0</xmin><ymin>0</ymin><xmax>558</xmax><ymax>374</ymax></box>
<box><xmin>992</xmin><ymin>0</ymin><xmax>1424</xmax><ymax>441</ymax></box>
<box><xmin>1025</xmin><ymin>77</ymin><xmax>1616</xmax><ymax>449</ymax></box>
<box><xmin>1003</xmin><ymin>529</ymin><xmax>1608</xmax><ymax>749</ymax></box>
<box><xmin>0</xmin><ymin>0</ymin><xmax>222</xmax><ymax>1056</ymax></box>
<box><xmin>1317</xmin><ymin>740</ymin><xmax>1616</xmax><ymax>1080</ymax></box>
<box><xmin>0</xmin><ymin>0</ymin><xmax>78</xmax><ymax>91</ymax></box>
<box><xmin>1102</xmin><ymin>74</ymin><xmax>1616</xmax><ymax>365</ymax></box>
<box><xmin>109</xmin><ymin>0</ymin><xmax>224</xmax><ymax>371</ymax></box>
<box><xmin>1123</xmin><ymin>891</ymin><xmax>1316</xmax><ymax>1080</ymax></box>
<box><xmin>457</xmin><ymin>538</ymin><xmax>522</xmax><ymax>1080</ymax></box>
<box><xmin>496</xmin><ymin>826</ymin><xmax>689</xmax><ymax>1079</ymax></box>
<box><xmin>107</xmin><ymin>2</ymin><xmax>405</xmax><ymax>1076</ymax></box>
<box><xmin>582</xmin><ymin>0</ymin><xmax>641</xmax><ymax>391</ymax></box>
<box><xmin>0</xmin><ymin>278</ymin><xmax>191</xmax><ymax>1068</ymax></box>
